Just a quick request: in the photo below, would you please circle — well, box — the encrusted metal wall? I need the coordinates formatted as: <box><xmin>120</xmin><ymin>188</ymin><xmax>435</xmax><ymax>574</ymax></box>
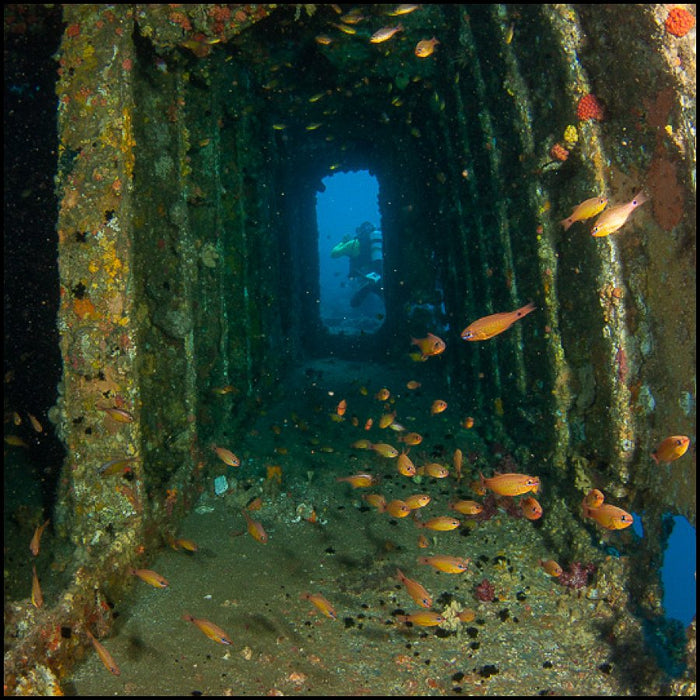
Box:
<box><xmin>4</xmin><ymin>4</ymin><xmax>695</xmax><ymax>694</ymax></box>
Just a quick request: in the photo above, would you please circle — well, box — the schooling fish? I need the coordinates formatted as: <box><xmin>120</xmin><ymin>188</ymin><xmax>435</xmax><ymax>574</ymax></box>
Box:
<box><xmin>396</xmin><ymin>568</ymin><xmax>432</xmax><ymax>608</ymax></box>
<box><xmin>336</xmin><ymin>472</ymin><xmax>378</xmax><ymax>488</ymax></box>
<box><xmin>213</xmin><ymin>445</ymin><xmax>240</xmax><ymax>467</ymax></box>
<box><xmin>582</xmin><ymin>502</ymin><xmax>634</xmax><ymax>530</ymax></box>
<box><xmin>31</xmin><ymin>565</ymin><xmax>43</xmax><ymax>608</ymax></box>
<box><xmin>85</xmin><ymin>629</ymin><xmax>122</xmax><ymax>676</ymax></box>
<box><xmin>414</xmin><ymin>515</ymin><xmax>460</xmax><ymax>531</ymax></box>
<box><xmin>449</xmin><ymin>499</ymin><xmax>483</xmax><ymax>516</ymax></box>
<box><xmin>480</xmin><ymin>472</ymin><xmax>540</xmax><ymax>496</ymax></box>
<box><xmin>129</xmin><ymin>568</ymin><xmax>169</xmax><ymax>588</ymax></box>
<box><xmin>430</xmin><ymin>399</ymin><xmax>447</xmax><ymax>415</ymax></box>
<box><xmin>591</xmin><ymin>191</ymin><xmax>647</xmax><ymax>237</ymax></box>
<box><xmin>30</xmin><ymin>518</ymin><xmax>50</xmax><ymax>557</ymax></box>
<box><xmin>182</xmin><ymin>613</ymin><xmax>233</xmax><ymax>645</ymax></box>
<box><xmin>560</xmin><ymin>196</ymin><xmax>608</xmax><ymax>231</ymax></box>
<box><xmin>397</xmin><ymin>451</ymin><xmax>417</xmax><ymax>477</ymax></box>
<box><xmin>370</xmin><ymin>23</ymin><xmax>403</xmax><ymax>43</ymax></box>
<box><xmin>417</xmin><ymin>554</ymin><xmax>469</xmax><ymax>574</ymax></box>
<box><xmin>651</xmin><ymin>435</ymin><xmax>690</xmax><ymax>464</ymax></box>
<box><xmin>242</xmin><ymin>509</ymin><xmax>268</xmax><ymax>543</ymax></box>
<box><xmin>520</xmin><ymin>496</ymin><xmax>543</xmax><ymax>520</ymax></box>
<box><xmin>411</xmin><ymin>333</ymin><xmax>446</xmax><ymax>358</ymax></box>
<box><xmin>395</xmin><ymin>610</ymin><xmax>445</xmax><ymax>626</ymax></box>
<box><xmin>461</xmin><ymin>302</ymin><xmax>536</xmax><ymax>341</ymax></box>
<box><xmin>300</xmin><ymin>591</ymin><xmax>337</xmax><ymax>619</ymax></box>
<box><xmin>539</xmin><ymin>559</ymin><xmax>563</xmax><ymax>577</ymax></box>
<box><xmin>415</xmin><ymin>37</ymin><xmax>439</xmax><ymax>57</ymax></box>
<box><xmin>370</xmin><ymin>442</ymin><xmax>399</xmax><ymax>458</ymax></box>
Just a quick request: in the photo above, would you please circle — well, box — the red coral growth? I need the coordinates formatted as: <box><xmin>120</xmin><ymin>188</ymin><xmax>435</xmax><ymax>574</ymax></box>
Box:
<box><xmin>665</xmin><ymin>7</ymin><xmax>695</xmax><ymax>37</ymax></box>
<box><xmin>558</xmin><ymin>562</ymin><xmax>595</xmax><ymax>590</ymax></box>
<box><xmin>66</xmin><ymin>23</ymin><xmax>80</xmax><ymax>38</ymax></box>
<box><xmin>577</xmin><ymin>93</ymin><xmax>605</xmax><ymax>121</ymax></box>
<box><xmin>550</xmin><ymin>143</ymin><xmax>569</xmax><ymax>162</ymax></box>
<box><xmin>475</xmin><ymin>578</ymin><xmax>495</xmax><ymax>602</ymax></box>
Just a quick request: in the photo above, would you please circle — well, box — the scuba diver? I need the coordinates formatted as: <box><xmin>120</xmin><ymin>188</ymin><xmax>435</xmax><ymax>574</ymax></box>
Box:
<box><xmin>330</xmin><ymin>221</ymin><xmax>384</xmax><ymax>308</ymax></box>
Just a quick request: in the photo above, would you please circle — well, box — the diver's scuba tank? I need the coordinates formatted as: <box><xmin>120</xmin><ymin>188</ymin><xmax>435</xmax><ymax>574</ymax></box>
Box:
<box><xmin>369</xmin><ymin>228</ymin><xmax>383</xmax><ymax>266</ymax></box>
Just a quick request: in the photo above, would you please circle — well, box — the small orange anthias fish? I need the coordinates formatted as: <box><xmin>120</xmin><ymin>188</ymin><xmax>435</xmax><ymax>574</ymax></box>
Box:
<box><xmin>336</xmin><ymin>473</ymin><xmax>378</xmax><ymax>488</ymax></box>
<box><xmin>415</xmin><ymin>37</ymin><xmax>439</xmax><ymax>57</ymax></box>
<box><xmin>414</xmin><ymin>515</ymin><xmax>461</xmax><ymax>531</ymax></box>
<box><xmin>171</xmin><ymin>537</ymin><xmax>198</xmax><ymax>552</ymax></box>
<box><xmin>98</xmin><ymin>406</ymin><xmax>134</xmax><ymax>423</ymax></box>
<box><xmin>379</xmin><ymin>411</ymin><xmax>396</xmax><ymax>429</ymax></box>
<box><xmin>404</xmin><ymin>493</ymin><xmax>431</xmax><ymax>509</ymax></box>
<box><xmin>430</xmin><ymin>399</ymin><xmax>448</xmax><ymax>415</ymax></box>
<box><xmin>583</xmin><ymin>488</ymin><xmax>605</xmax><ymax>508</ymax></box>
<box><xmin>375</xmin><ymin>387</ymin><xmax>391</xmax><ymax>401</ymax></box>
<box><xmin>336</xmin><ymin>399</ymin><xmax>347</xmax><ymax>417</ymax></box>
<box><xmin>480</xmin><ymin>472</ymin><xmax>540</xmax><ymax>497</ymax></box>
<box><xmin>30</xmin><ymin>518</ymin><xmax>50</xmax><ymax>557</ymax></box>
<box><xmin>411</xmin><ymin>332</ymin><xmax>446</xmax><ymax>359</ymax></box>
<box><xmin>406</xmin><ymin>380</ymin><xmax>421</xmax><ymax>390</ymax></box>
<box><xmin>560</xmin><ymin>196</ymin><xmax>608</xmax><ymax>231</ymax></box>
<box><xmin>399</xmin><ymin>431</ymin><xmax>423</xmax><ymax>446</ymax></box>
<box><xmin>182</xmin><ymin>612</ymin><xmax>233</xmax><ymax>645</ymax></box>
<box><xmin>539</xmin><ymin>559</ymin><xmax>563</xmax><ymax>577</ymax></box>
<box><xmin>417</xmin><ymin>554</ymin><xmax>469</xmax><ymax>574</ymax></box>
<box><xmin>591</xmin><ymin>191</ymin><xmax>648</xmax><ymax>237</ymax></box>
<box><xmin>369</xmin><ymin>23</ymin><xmax>403</xmax><ymax>43</ymax></box>
<box><xmin>300</xmin><ymin>591</ymin><xmax>337</xmax><ymax>619</ymax></box>
<box><xmin>212</xmin><ymin>445</ymin><xmax>240</xmax><ymax>467</ymax></box>
<box><xmin>397</xmin><ymin>451</ymin><xmax>417</xmax><ymax>477</ymax></box>
<box><xmin>396</xmin><ymin>568</ymin><xmax>433</xmax><ymax>608</ymax></box>
<box><xmin>461</xmin><ymin>302</ymin><xmax>536</xmax><ymax>341</ymax></box>
<box><xmin>520</xmin><ymin>496</ymin><xmax>543</xmax><ymax>520</ymax></box>
<box><xmin>85</xmin><ymin>629</ymin><xmax>122</xmax><ymax>676</ymax></box>
<box><xmin>242</xmin><ymin>508</ymin><xmax>268</xmax><ymax>543</ymax></box>
<box><xmin>129</xmin><ymin>568</ymin><xmax>170</xmax><ymax>588</ymax></box>
<box><xmin>370</xmin><ymin>442</ymin><xmax>399</xmax><ymax>458</ymax></box>
<box><xmin>364</xmin><ymin>417</ymin><xmax>374</xmax><ymax>431</ymax></box>
<box><xmin>581</xmin><ymin>491</ymin><xmax>633</xmax><ymax>531</ymax></box>
<box><xmin>453</xmin><ymin>448</ymin><xmax>463</xmax><ymax>481</ymax></box>
<box><xmin>396</xmin><ymin>611</ymin><xmax>445</xmax><ymax>626</ymax></box>
<box><xmin>449</xmin><ymin>499</ymin><xmax>483</xmax><ymax>516</ymax></box>
<box><xmin>31</xmin><ymin>565</ymin><xmax>43</xmax><ymax>608</ymax></box>
<box><xmin>651</xmin><ymin>435</ymin><xmax>690</xmax><ymax>464</ymax></box>
<box><xmin>419</xmin><ymin>462</ymin><xmax>450</xmax><ymax>479</ymax></box>
<box><xmin>381</xmin><ymin>499</ymin><xmax>412</xmax><ymax>518</ymax></box>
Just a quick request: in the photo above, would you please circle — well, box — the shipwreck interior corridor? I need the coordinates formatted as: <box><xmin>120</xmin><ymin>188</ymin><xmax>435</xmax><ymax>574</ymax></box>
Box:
<box><xmin>3</xmin><ymin>4</ymin><xmax>696</xmax><ymax>696</ymax></box>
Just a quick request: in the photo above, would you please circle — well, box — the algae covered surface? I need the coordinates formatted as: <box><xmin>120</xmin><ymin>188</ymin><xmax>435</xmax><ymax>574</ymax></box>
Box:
<box><xmin>66</xmin><ymin>360</ymin><xmax>660</xmax><ymax>696</ymax></box>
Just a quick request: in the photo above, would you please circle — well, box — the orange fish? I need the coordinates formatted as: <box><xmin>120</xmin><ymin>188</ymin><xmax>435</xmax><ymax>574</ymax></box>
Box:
<box><xmin>463</xmin><ymin>416</ymin><xmax>475</xmax><ymax>429</ymax></box>
<box><xmin>414</xmin><ymin>515</ymin><xmax>460</xmax><ymax>531</ymax></box>
<box><xmin>396</xmin><ymin>568</ymin><xmax>432</xmax><ymax>608</ymax></box>
<box><xmin>651</xmin><ymin>435</ymin><xmax>690</xmax><ymax>464</ymax></box>
<box><xmin>351</xmin><ymin>439</ymin><xmax>372</xmax><ymax>449</ymax></box>
<box><xmin>382</xmin><ymin>499</ymin><xmax>412</xmax><ymax>518</ymax></box>
<box><xmin>417</xmin><ymin>554</ymin><xmax>469</xmax><ymax>574</ymax></box>
<box><xmin>211</xmin><ymin>384</ymin><xmax>238</xmax><ymax>395</ymax></box>
<box><xmin>406</xmin><ymin>380</ymin><xmax>421</xmax><ymax>390</ymax></box>
<box><xmin>449</xmin><ymin>499</ymin><xmax>483</xmax><ymax>516</ymax></box>
<box><xmin>520</xmin><ymin>496</ymin><xmax>543</xmax><ymax>520</ymax></box>
<box><xmin>411</xmin><ymin>332</ymin><xmax>446</xmax><ymax>358</ymax></box>
<box><xmin>213</xmin><ymin>445</ymin><xmax>240</xmax><ymax>467</ymax></box>
<box><xmin>98</xmin><ymin>455</ymin><xmax>139</xmax><ymax>477</ymax></box>
<box><xmin>300</xmin><ymin>591</ymin><xmax>337</xmax><ymax>619</ymax></box>
<box><xmin>420</xmin><ymin>462</ymin><xmax>449</xmax><ymax>479</ymax></box>
<box><xmin>31</xmin><ymin>565</ymin><xmax>43</xmax><ymax>608</ymax></box>
<box><xmin>375</xmin><ymin>387</ymin><xmax>391</xmax><ymax>401</ymax></box>
<box><xmin>417</xmin><ymin>534</ymin><xmax>430</xmax><ymax>548</ymax></box>
<box><xmin>396</xmin><ymin>610</ymin><xmax>445</xmax><ymax>626</ymax></box>
<box><xmin>461</xmin><ymin>302</ymin><xmax>536</xmax><ymax>341</ymax></box>
<box><xmin>430</xmin><ymin>399</ymin><xmax>447</xmax><ymax>415</ymax></box>
<box><xmin>582</xmin><ymin>502</ymin><xmax>634</xmax><ymax>530</ymax></box>
<box><xmin>539</xmin><ymin>559</ymin><xmax>563</xmax><ymax>577</ymax></box>
<box><xmin>370</xmin><ymin>442</ymin><xmax>399</xmax><ymax>458</ymax></box>
<box><xmin>399</xmin><ymin>432</ymin><xmax>423</xmax><ymax>446</ymax></box>
<box><xmin>98</xmin><ymin>406</ymin><xmax>134</xmax><ymax>423</ymax></box>
<box><xmin>85</xmin><ymin>629</ymin><xmax>122</xmax><ymax>675</ymax></box>
<box><xmin>364</xmin><ymin>418</ymin><xmax>374</xmax><ymax>431</ymax></box>
<box><xmin>404</xmin><ymin>493</ymin><xmax>431</xmax><ymax>510</ymax></box>
<box><xmin>582</xmin><ymin>488</ymin><xmax>605</xmax><ymax>508</ymax></box>
<box><xmin>336</xmin><ymin>399</ymin><xmax>347</xmax><ymax>417</ymax></box>
<box><xmin>336</xmin><ymin>473</ymin><xmax>378</xmax><ymax>488</ymax></box>
<box><xmin>379</xmin><ymin>411</ymin><xmax>396</xmax><ymax>429</ymax></box>
<box><xmin>480</xmin><ymin>472</ymin><xmax>540</xmax><ymax>497</ymax></box>
<box><xmin>369</xmin><ymin>23</ymin><xmax>403</xmax><ymax>43</ymax></box>
<box><xmin>129</xmin><ymin>568</ymin><xmax>169</xmax><ymax>588</ymax></box>
<box><xmin>182</xmin><ymin>613</ymin><xmax>233</xmax><ymax>645</ymax></box>
<box><xmin>363</xmin><ymin>493</ymin><xmax>387</xmax><ymax>510</ymax></box>
<box><xmin>458</xmin><ymin>608</ymin><xmax>476</xmax><ymax>623</ymax></box>
<box><xmin>242</xmin><ymin>508</ymin><xmax>268</xmax><ymax>543</ymax></box>
<box><xmin>453</xmin><ymin>448</ymin><xmax>463</xmax><ymax>481</ymax></box>
<box><xmin>172</xmin><ymin>537</ymin><xmax>198</xmax><ymax>552</ymax></box>
<box><xmin>27</xmin><ymin>412</ymin><xmax>43</xmax><ymax>433</ymax></box>
<box><xmin>387</xmin><ymin>4</ymin><xmax>420</xmax><ymax>16</ymax></box>
<box><xmin>397</xmin><ymin>451</ymin><xmax>417</xmax><ymax>477</ymax></box>
<box><xmin>29</xmin><ymin>518</ymin><xmax>50</xmax><ymax>557</ymax></box>
<box><xmin>560</xmin><ymin>196</ymin><xmax>608</xmax><ymax>231</ymax></box>
<box><xmin>591</xmin><ymin>191</ymin><xmax>647</xmax><ymax>237</ymax></box>
<box><xmin>414</xmin><ymin>37</ymin><xmax>439</xmax><ymax>57</ymax></box>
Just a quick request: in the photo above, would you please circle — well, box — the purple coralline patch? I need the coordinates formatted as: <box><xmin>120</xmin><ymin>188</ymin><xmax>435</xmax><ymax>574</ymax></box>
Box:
<box><xmin>475</xmin><ymin>578</ymin><xmax>496</xmax><ymax>602</ymax></box>
<box><xmin>558</xmin><ymin>562</ymin><xmax>596</xmax><ymax>590</ymax></box>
